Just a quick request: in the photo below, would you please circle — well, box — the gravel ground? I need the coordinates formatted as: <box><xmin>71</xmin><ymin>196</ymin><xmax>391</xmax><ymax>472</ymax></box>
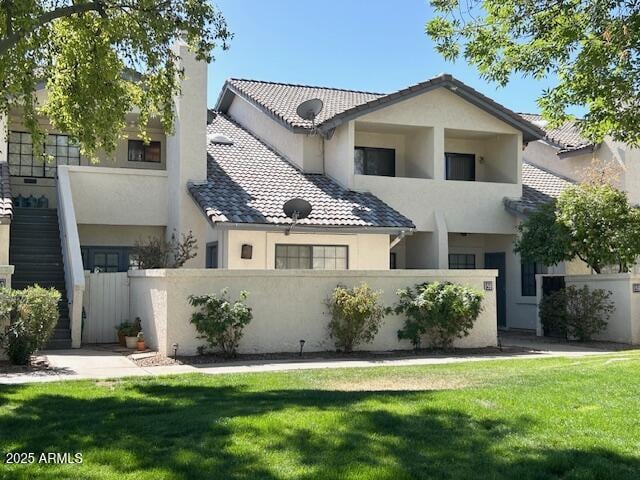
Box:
<box><xmin>129</xmin><ymin>353</ymin><xmax>183</xmax><ymax>368</ymax></box>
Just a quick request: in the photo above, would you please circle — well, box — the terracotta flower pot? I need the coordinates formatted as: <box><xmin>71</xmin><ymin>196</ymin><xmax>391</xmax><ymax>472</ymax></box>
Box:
<box><xmin>117</xmin><ymin>333</ymin><xmax>126</xmax><ymax>346</ymax></box>
<box><xmin>136</xmin><ymin>340</ymin><xmax>146</xmax><ymax>351</ymax></box>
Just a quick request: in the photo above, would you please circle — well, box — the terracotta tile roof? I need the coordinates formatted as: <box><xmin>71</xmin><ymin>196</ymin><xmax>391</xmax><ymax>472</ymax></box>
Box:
<box><xmin>0</xmin><ymin>162</ymin><xmax>12</xmax><ymax>219</ymax></box>
<box><xmin>220</xmin><ymin>75</ymin><xmax>545</xmax><ymax>142</ymax></box>
<box><xmin>519</xmin><ymin>113</ymin><xmax>594</xmax><ymax>153</ymax></box>
<box><xmin>188</xmin><ymin>113</ymin><xmax>415</xmax><ymax>230</ymax></box>
<box><xmin>504</xmin><ymin>162</ymin><xmax>573</xmax><ymax>214</ymax></box>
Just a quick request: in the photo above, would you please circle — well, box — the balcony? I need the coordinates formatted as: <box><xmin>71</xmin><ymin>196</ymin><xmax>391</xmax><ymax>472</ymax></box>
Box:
<box><xmin>64</xmin><ymin>165</ymin><xmax>168</xmax><ymax>226</ymax></box>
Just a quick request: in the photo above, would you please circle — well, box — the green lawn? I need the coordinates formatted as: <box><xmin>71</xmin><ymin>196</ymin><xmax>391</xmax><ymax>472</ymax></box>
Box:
<box><xmin>2</xmin><ymin>353</ymin><xmax>640</xmax><ymax>479</ymax></box>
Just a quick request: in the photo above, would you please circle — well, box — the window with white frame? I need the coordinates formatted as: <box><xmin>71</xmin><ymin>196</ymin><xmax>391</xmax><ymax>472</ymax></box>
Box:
<box><xmin>275</xmin><ymin>245</ymin><xmax>348</xmax><ymax>270</ymax></box>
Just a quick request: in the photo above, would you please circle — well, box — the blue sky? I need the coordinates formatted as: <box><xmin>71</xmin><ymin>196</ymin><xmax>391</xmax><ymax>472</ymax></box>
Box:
<box><xmin>207</xmin><ymin>0</ymin><xmax>561</xmax><ymax>115</ymax></box>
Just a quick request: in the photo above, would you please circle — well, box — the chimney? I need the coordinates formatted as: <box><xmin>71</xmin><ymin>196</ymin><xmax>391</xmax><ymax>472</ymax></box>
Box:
<box><xmin>165</xmin><ymin>41</ymin><xmax>208</xmax><ymax>267</ymax></box>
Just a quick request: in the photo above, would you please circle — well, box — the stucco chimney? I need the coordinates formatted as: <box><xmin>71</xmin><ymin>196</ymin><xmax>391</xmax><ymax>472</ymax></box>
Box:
<box><xmin>166</xmin><ymin>41</ymin><xmax>208</xmax><ymax>267</ymax></box>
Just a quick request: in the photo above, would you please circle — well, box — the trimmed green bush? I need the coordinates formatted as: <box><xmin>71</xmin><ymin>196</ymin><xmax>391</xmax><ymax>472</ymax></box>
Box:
<box><xmin>392</xmin><ymin>281</ymin><xmax>484</xmax><ymax>349</ymax></box>
<box><xmin>189</xmin><ymin>289</ymin><xmax>252</xmax><ymax>357</ymax></box>
<box><xmin>540</xmin><ymin>285</ymin><xmax>613</xmax><ymax>341</ymax></box>
<box><xmin>326</xmin><ymin>283</ymin><xmax>385</xmax><ymax>352</ymax></box>
<box><xmin>0</xmin><ymin>286</ymin><xmax>61</xmax><ymax>365</ymax></box>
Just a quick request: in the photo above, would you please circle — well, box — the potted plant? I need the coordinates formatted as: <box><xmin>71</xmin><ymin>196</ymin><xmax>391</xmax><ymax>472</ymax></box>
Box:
<box><xmin>122</xmin><ymin>324</ymin><xmax>140</xmax><ymax>349</ymax></box>
<box><xmin>136</xmin><ymin>331</ymin><xmax>146</xmax><ymax>351</ymax></box>
<box><xmin>115</xmin><ymin>321</ymin><xmax>133</xmax><ymax>346</ymax></box>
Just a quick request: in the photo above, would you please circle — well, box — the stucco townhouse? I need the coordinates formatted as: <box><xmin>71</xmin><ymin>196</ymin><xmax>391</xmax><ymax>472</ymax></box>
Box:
<box><xmin>0</xmin><ymin>44</ymin><xmax>590</xmax><ymax>348</ymax></box>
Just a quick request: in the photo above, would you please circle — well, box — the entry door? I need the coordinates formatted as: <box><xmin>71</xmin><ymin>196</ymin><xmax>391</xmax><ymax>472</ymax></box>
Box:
<box><xmin>484</xmin><ymin>252</ymin><xmax>506</xmax><ymax>328</ymax></box>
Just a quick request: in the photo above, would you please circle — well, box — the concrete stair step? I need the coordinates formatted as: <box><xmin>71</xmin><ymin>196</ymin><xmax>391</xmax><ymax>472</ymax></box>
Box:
<box><xmin>44</xmin><ymin>338</ymin><xmax>72</xmax><ymax>350</ymax></box>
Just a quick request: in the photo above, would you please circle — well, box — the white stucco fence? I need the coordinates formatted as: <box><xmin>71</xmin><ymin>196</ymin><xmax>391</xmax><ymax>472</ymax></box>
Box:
<box><xmin>537</xmin><ymin>273</ymin><xmax>640</xmax><ymax>344</ymax></box>
<box><xmin>128</xmin><ymin>269</ymin><xmax>498</xmax><ymax>356</ymax></box>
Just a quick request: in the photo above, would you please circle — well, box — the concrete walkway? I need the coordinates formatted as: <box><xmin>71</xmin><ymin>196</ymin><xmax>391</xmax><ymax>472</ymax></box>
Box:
<box><xmin>0</xmin><ymin>333</ymin><xmax>636</xmax><ymax>384</ymax></box>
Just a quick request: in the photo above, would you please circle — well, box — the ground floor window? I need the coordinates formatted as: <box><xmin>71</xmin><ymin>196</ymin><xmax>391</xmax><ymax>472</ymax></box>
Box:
<box><xmin>448</xmin><ymin>253</ymin><xmax>476</xmax><ymax>269</ymax></box>
<box><xmin>81</xmin><ymin>246</ymin><xmax>135</xmax><ymax>272</ymax></box>
<box><xmin>521</xmin><ymin>262</ymin><xmax>547</xmax><ymax>296</ymax></box>
<box><xmin>275</xmin><ymin>244</ymin><xmax>348</xmax><ymax>270</ymax></box>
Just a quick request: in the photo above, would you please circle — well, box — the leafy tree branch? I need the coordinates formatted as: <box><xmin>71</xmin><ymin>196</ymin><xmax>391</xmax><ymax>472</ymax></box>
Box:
<box><xmin>427</xmin><ymin>0</ymin><xmax>640</xmax><ymax>145</ymax></box>
<box><xmin>0</xmin><ymin>0</ymin><xmax>232</xmax><ymax>159</ymax></box>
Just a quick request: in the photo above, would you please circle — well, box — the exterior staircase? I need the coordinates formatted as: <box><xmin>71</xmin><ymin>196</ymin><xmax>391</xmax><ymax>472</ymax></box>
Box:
<box><xmin>9</xmin><ymin>207</ymin><xmax>71</xmax><ymax>349</ymax></box>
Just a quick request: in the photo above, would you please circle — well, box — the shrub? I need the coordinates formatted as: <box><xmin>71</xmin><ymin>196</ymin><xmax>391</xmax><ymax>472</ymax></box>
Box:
<box><xmin>133</xmin><ymin>230</ymin><xmax>198</xmax><ymax>269</ymax></box>
<box><xmin>189</xmin><ymin>289</ymin><xmax>252</xmax><ymax>357</ymax></box>
<box><xmin>326</xmin><ymin>283</ymin><xmax>385</xmax><ymax>352</ymax></box>
<box><xmin>391</xmin><ymin>281</ymin><xmax>484</xmax><ymax>350</ymax></box>
<box><xmin>540</xmin><ymin>285</ymin><xmax>613</xmax><ymax>341</ymax></box>
<box><xmin>0</xmin><ymin>286</ymin><xmax>61</xmax><ymax>365</ymax></box>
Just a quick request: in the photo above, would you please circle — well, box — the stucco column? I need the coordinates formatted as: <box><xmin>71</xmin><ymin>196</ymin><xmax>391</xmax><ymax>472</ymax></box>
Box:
<box><xmin>0</xmin><ymin>114</ymin><xmax>7</xmax><ymax>163</ymax></box>
<box><xmin>433</xmin><ymin>211</ymin><xmax>449</xmax><ymax>268</ymax></box>
<box><xmin>166</xmin><ymin>42</ymin><xmax>208</xmax><ymax>267</ymax></box>
<box><xmin>433</xmin><ymin>126</ymin><xmax>445</xmax><ymax>180</ymax></box>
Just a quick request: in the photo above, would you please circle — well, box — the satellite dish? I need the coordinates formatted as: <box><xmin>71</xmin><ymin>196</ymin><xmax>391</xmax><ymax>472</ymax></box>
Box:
<box><xmin>296</xmin><ymin>98</ymin><xmax>324</xmax><ymax>127</ymax></box>
<box><xmin>283</xmin><ymin>197</ymin><xmax>312</xmax><ymax>235</ymax></box>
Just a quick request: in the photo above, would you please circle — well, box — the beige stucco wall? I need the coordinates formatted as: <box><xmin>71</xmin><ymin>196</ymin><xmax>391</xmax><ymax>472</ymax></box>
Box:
<box><xmin>221</xmin><ymin>228</ymin><xmax>390</xmax><ymax>270</ymax></box>
<box><xmin>324</xmin><ymin>122</ymin><xmax>355</xmax><ymax>189</ymax></box>
<box><xmin>355</xmin><ymin>174</ymin><xmax>519</xmax><ymax>234</ymax></box>
<box><xmin>129</xmin><ymin>269</ymin><xmax>498</xmax><ymax>355</ymax></box>
<box><xmin>66</xmin><ymin>166</ymin><xmax>168</xmax><ymax>226</ymax></box>
<box><xmin>165</xmin><ymin>42</ymin><xmax>208</xmax><ymax>268</ymax></box>
<box><xmin>227</xmin><ymin>96</ymin><xmax>324</xmax><ymax>174</ymax></box>
<box><xmin>0</xmin><ymin>224</ymin><xmax>9</xmax><ymax>265</ymax></box>
<box><xmin>78</xmin><ymin>225</ymin><xmax>165</xmax><ymax>247</ymax></box>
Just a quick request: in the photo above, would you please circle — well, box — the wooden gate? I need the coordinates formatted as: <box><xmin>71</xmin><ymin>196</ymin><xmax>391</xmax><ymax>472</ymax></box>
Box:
<box><xmin>82</xmin><ymin>272</ymin><xmax>130</xmax><ymax>343</ymax></box>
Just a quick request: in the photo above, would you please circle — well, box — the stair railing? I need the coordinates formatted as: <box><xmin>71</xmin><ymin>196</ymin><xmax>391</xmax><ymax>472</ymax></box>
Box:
<box><xmin>56</xmin><ymin>166</ymin><xmax>85</xmax><ymax>348</ymax></box>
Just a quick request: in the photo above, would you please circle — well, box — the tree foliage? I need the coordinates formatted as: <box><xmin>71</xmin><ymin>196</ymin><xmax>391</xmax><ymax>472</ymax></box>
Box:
<box><xmin>539</xmin><ymin>285</ymin><xmax>613</xmax><ymax>341</ymax></box>
<box><xmin>427</xmin><ymin>0</ymin><xmax>640</xmax><ymax>145</ymax></box>
<box><xmin>0</xmin><ymin>1</ymin><xmax>231</xmax><ymax>158</ymax></box>
<box><xmin>515</xmin><ymin>183</ymin><xmax>640</xmax><ymax>273</ymax></box>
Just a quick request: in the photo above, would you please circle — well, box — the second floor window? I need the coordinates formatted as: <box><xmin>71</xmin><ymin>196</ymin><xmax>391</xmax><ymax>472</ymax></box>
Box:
<box><xmin>8</xmin><ymin>131</ymin><xmax>80</xmax><ymax>178</ymax></box>
<box><xmin>128</xmin><ymin>140</ymin><xmax>161</xmax><ymax>163</ymax></box>
<box><xmin>446</xmin><ymin>153</ymin><xmax>475</xmax><ymax>181</ymax></box>
<box><xmin>354</xmin><ymin>147</ymin><xmax>395</xmax><ymax>177</ymax></box>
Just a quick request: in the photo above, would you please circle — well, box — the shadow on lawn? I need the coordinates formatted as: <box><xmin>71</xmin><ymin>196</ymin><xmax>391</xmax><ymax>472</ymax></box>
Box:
<box><xmin>0</xmin><ymin>381</ymin><xmax>638</xmax><ymax>479</ymax></box>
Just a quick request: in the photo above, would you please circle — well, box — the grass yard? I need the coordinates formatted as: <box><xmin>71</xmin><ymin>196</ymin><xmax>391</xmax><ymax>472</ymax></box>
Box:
<box><xmin>2</xmin><ymin>353</ymin><xmax>640</xmax><ymax>479</ymax></box>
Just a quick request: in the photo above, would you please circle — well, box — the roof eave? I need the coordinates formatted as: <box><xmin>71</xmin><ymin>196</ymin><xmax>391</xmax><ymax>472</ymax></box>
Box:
<box><xmin>212</xmin><ymin>220</ymin><xmax>415</xmax><ymax>235</ymax></box>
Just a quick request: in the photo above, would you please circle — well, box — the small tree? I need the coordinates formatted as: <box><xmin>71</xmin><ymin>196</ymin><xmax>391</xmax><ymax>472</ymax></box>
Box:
<box><xmin>188</xmin><ymin>289</ymin><xmax>252</xmax><ymax>358</ymax></box>
<box><xmin>540</xmin><ymin>286</ymin><xmax>613</xmax><ymax>341</ymax></box>
<box><xmin>392</xmin><ymin>281</ymin><xmax>483</xmax><ymax>350</ymax></box>
<box><xmin>133</xmin><ymin>230</ymin><xmax>198</xmax><ymax>269</ymax></box>
<box><xmin>326</xmin><ymin>283</ymin><xmax>385</xmax><ymax>353</ymax></box>
<box><xmin>0</xmin><ymin>286</ymin><xmax>61</xmax><ymax>365</ymax></box>
<box><xmin>515</xmin><ymin>184</ymin><xmax>640</xmax><ymax>273</ymax></box>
